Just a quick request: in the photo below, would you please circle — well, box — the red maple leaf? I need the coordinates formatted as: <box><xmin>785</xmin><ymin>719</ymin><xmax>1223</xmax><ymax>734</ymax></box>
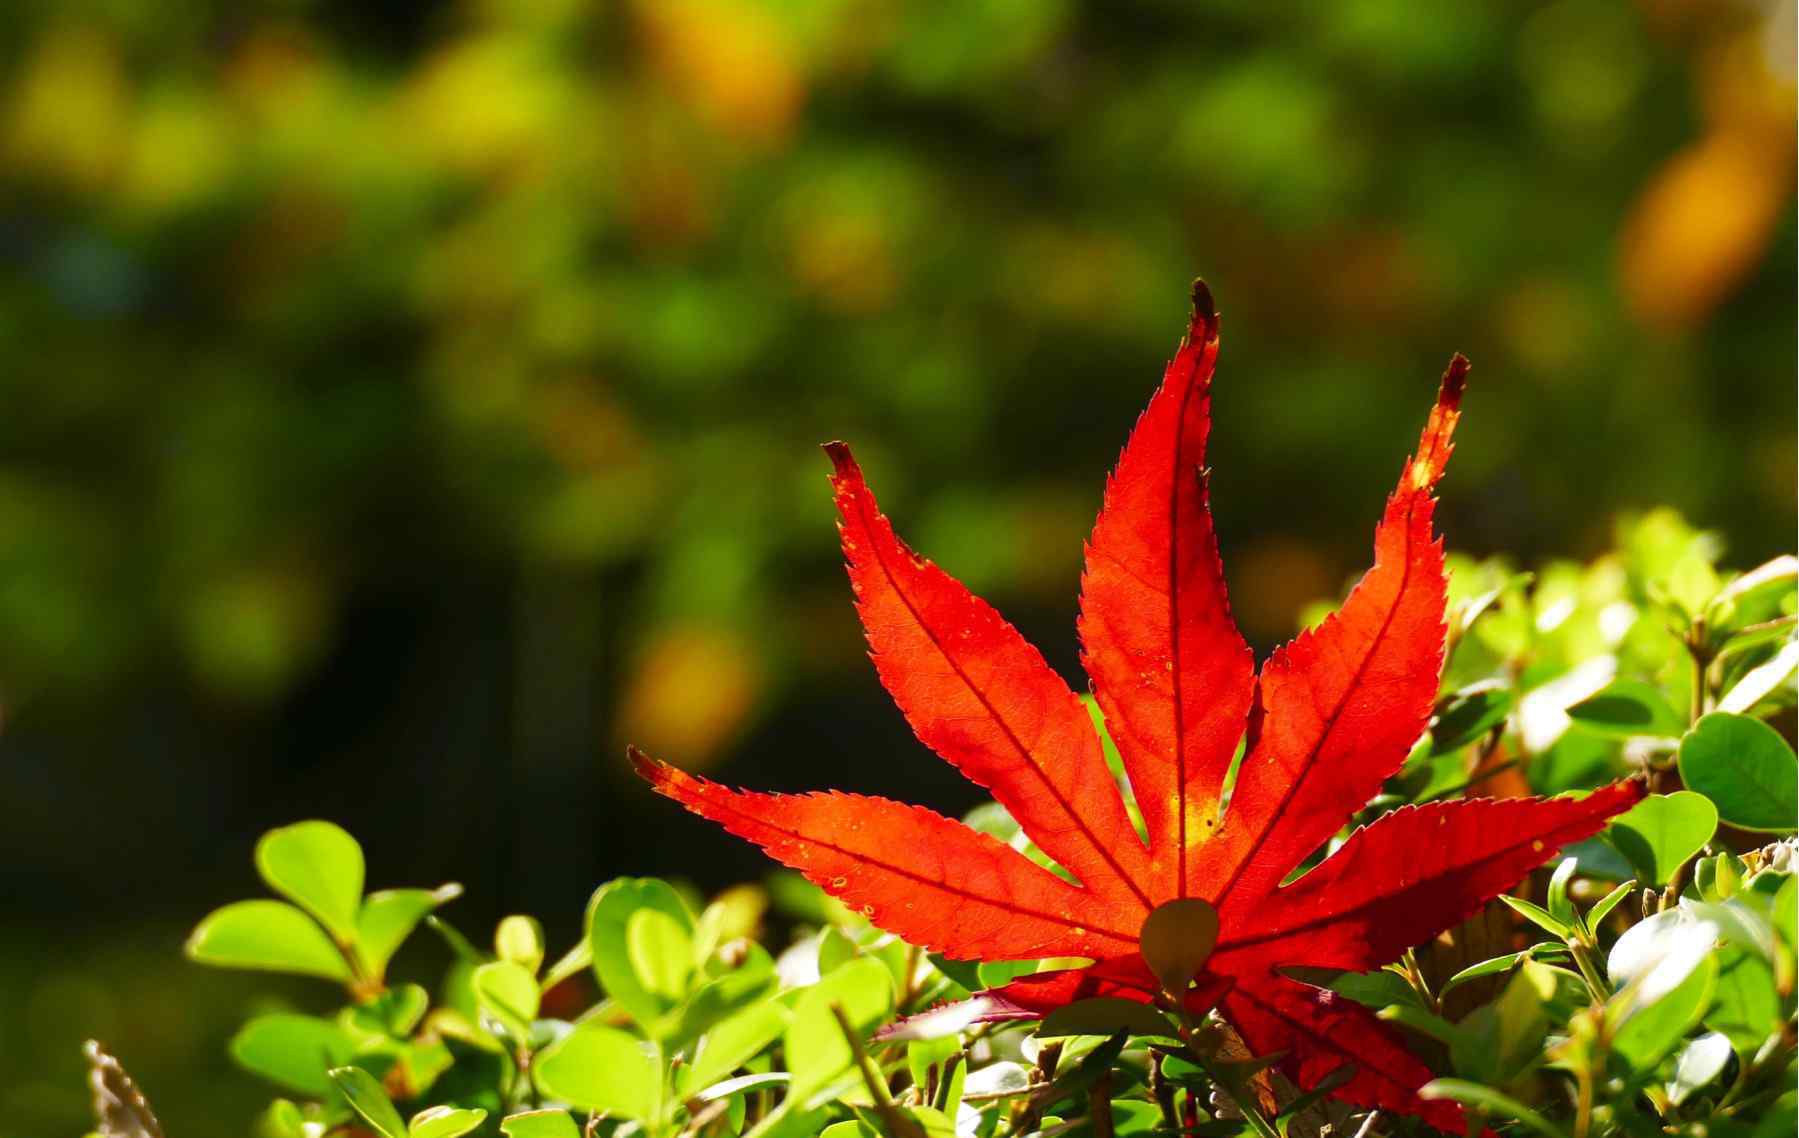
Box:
<box><xmin>631</xmin><ymin>283</ymin><xmax>1643</xmax><ymax>1131</ymax></box>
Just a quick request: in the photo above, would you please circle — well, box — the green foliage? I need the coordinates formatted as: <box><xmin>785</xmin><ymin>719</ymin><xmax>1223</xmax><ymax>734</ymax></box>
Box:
<box><xmin>1679</xmin><ymin>714</ymin><xmax>1799</xmax><ymax>832</ymax></box>
<box><xmin>101</xmin><ymin>517</ymin><xmax>1798</xmax><ymax>1137</ymax></box>
<box><xmin>1606</xmin><ymin>792</ymin><xmax>1720</xmax><ymax>886</ymax></box>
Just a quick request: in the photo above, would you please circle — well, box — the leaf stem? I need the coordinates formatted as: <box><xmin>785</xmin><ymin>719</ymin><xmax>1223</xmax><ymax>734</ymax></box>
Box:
<box><xmin>1566</xmin><ymin>941</ymin><xmax>1611</xmax><ymax>1002</ymax></box>
<box><xmin>831</xmin><ymin>1002</ymin><xmax>923</xmax><ymax>1138</ymax></box>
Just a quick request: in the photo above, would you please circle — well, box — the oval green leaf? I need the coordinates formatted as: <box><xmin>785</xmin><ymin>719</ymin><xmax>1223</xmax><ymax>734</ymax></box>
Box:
<box><xmin>785</xmin><ymin>956</ymin><xmax>895</xmax><ymax>1101</ymax></box>
<box><xmin>1678</xmin><ymin>713</ymin><xmax>1798</xmax><ymax>833</ymax></box>
<box><xmin>1666</xmin><ymin>1032</ymin><xmax>1732</xmax><ymax>1105</ymax></box>
<box><xmin>186</xmin><ymin>899</ymin><xmax>350</xmax><ymax>981</ymax></box>
<box><xmin>494</xmin><ymin>915</ymin><xmax>544</xmax><ymax>975</ymax></box>
<box><xmin>681</xmin><ymin>999</ymin><xmax>790</xmax><ymax>1093</ymax></box>
<box><xmin>533</xmin><ymin>1024</ymin><xmax>660</xmax><ymax>1122</ymax></box>
<box><xmin>256</xmin><ymin>821</ymin><xmax>365</xmax><ymax>942</ymax></box>
<box><xmin>586</xmin><ymin>877</ymin><xmax>695</xmax><ymax>1035</ymax></box>
<box><xmin>1604</xmin><ymin>792</ymin><xmax>1719</xmax><ymax>886</ymax></box>
<box><xmin>357</xmin><ymin>885</ymin><xmax>461</xmax><ymax>978</ymax></box>
<box><xmin>229</xmin><ymin>1014</ymin><xmax>357</xmax><ymax>1096</ymax></box>
<box><xmin>472</xmin><ymin>960</ymin><xmax>539</xmax><ymax>1043</ymax></box>
<box><xmin>409</xmin><ymin>1107</ymin><xmax>488</xmax><ymax>1138</ymax></box>
<box><xmin>1037</xmin><ymin>997</ymin><xmax>1177</xmax><ymax>1040</ymax></box>
<box><xmin>1567</xmin><ymin>679</ymin><xmax>1685</xmax><ymax>740</ymax></box>
<box><xmin>1431</xmin><ymin>683</ymin><xmax>1514</xmax><ymax>754</ymax></box>
<box><xmin>1703</xmin><ymin>946</ymin><xmax>1780</xmax><ymax>1055</ymax></box>
<box><xmin>1612</xmin><ymin>953</ymin><xmax>1717</xmax><ymax>1071</ymax></box>
<box><xmin>627</xmin><ymin>907</ymin><xmax>693</xmax><ymax>1000</ymax></box>
<box><xmin>329</xmin><ymin>1066</ymin><xmax>405</xmax><ymax>1138</ymax></box>
<box><xmin>498</xmin><ymin>1110</ymin><xmax>580</xmax><ymax>1138</ymax></box>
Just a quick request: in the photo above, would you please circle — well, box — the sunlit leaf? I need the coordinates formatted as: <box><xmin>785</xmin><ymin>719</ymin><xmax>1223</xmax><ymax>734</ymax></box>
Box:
<box><xmin>255</xmin><ymin>821</ymin><xmax>365</xmax><ymax>942</ymax></box>
<box><xmin>1678</xmin><ymin>713</ymin><xmax>1798</xmax><ymax>833</ymax></box>
<box><xmin>497</xmin><ymin>1110</ymin><xmax>580</xmax><ymax>1138</ymax></box>
<box><xmin>228</xmin><ymin>1014</ymin><xmax>356</xmax><ymax>1097</ymax></box>
<box><xmin>532</xmin><ymin>1024</ymin><xmax>660</xmax><ymax>1122</ymax></box>
<box><xmin>186</xmin><ymin>900</ymin><xmax>350</xmax><ymax>981</ymax></box>
<box><xmin>1605</xmin><ymin>792</ymin><xmax>1718</xmax><ymax>885</ymax></box>
<box><xmin>329</xmin><ymin>1066</ymin><xmax>405</xmax><ymax>1138</ymax></box>
<box><xmin>408</xmin><ymin>1106</ymin><xmax>488</xmax><ymax>1138</ymax></box>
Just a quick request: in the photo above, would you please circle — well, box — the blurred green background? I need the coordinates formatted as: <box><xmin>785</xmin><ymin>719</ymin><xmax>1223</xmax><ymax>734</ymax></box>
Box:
<box><xmin>0</xmin><ymin>0</ymin><xmax>1792</xmax><ymax>1133</ymax></box>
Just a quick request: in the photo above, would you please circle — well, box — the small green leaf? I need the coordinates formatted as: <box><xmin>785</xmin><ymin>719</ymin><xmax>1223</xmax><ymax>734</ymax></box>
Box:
<box><xmin>928</xmin><ymin>954</ymin><xmax>982</xmax><ymax>992</ymax></box>
<box><xmin>498</xmin><ymin>1110</ymin><xmax>580</xmax><ymax>1138</ymax></box>
<box><xmin>1695</xmin><ymin>852</ymin><xmax>1745</xmax><ymax>901</ymax></box>
<box><xmin>682</xmin><ymin>1000</ymin><xmax>791</xmax><ymax>1092</ymax></box>
<box><xmin>1612</xmin><ymin>953</ymin><xmax>1717</xmax><ymax>1071</ymax></box>
<box><xmin>255</xmin><ymin>821</ymin><xmax>365</xmax><ymax>942</ymax></box>
<box><xmin>665</xmin><ymin>963</ymin><xmax>775</xmax><ymax>1046</ymax></box>
<box><xmin>1324</xmin><ymin>968</ymin><xmax>1423</xmax><ymax>1010</ymax></box>
<box><xmin>1663</xmin><ymin>551</ymin><xmax>1723</xmax><ymax>620</ymax></box>
<box><xmin>1704</xmin><ymin>946</ymin><xmax>1780</xmax><ymax>1055</ymax></box>
<box><xmin>345</xmin><ymin>983</ymin><xmax>430</xmax><ymax>1038</ymax></box>
<box><xmin>906</xmin><ymin>1035</ymin><xmax>959</xmax><ymax>1096</ymax></box>
<box><xmin>1138</xmin><ymin>899</ymin><xmax>1219</xmax><ymax>995</ymax></box>
<box><xmin>1586</xmin><ymin>879</ymin><xmax>1639</xmax><ymax>929</ymax></box>
<box><xmin>1774</xmin><ymin>875</ymin><xmax>1797</xmax><ymax>950</ymax></box>
<box><xmin>186</xmin><ymin>900</ymin><xmax>350</xmax><ymax>981</ymax></box>
<box><xmin>692</xmin><ymin>1071</ymin><xmax>789</xmax><ymax>1103</ymax></box>
<box><xmin>1567</xmin><ymin>680</ymin><xmax>1685</xmax><ymax>739</ymax></box>
<box><xmin>1036</xmin><ymin>997</ymin><xmax>1177</xmax><ymax>1039</ymax></box>
<box><xmin>785</xmin><ymin>956</ymin><xmax>894</xmax><ymax>1101</ymax></box>
<box><xmin>1709</xmin><ymin>556</ymin><xmax>1798</xmax><ymax>631</ymax></box>
<box><xmin>1608</xmin><ymin>908</ymin><xmax>1718</xmax><ymax>1005</ymax></box>
<box><xmin>586</xmin><ymin>878</ymin><xmax>695</xmax><ymax>1034</ymax></box>
<box><xmin>1442</xmin><ymin>950</ymin><xmax>1530</xmax><ymax>994</ymax></box>
<box><xmin>260</xmin><ymin>1099</ymin><xmax>311</xmax><ymax>1138</ymax></box>
<box><xmin>974</xmin><ymin>959</ymin><xmax>1035</xmax><ymax>989</ymax></box>
<box><xmin>817</xmin><ymin>926</ymin><xmax>858</xmax><ymax>975</ymax></box>
<box><xmin>627</xmin><ymin>907</ymin><xmax>694</xmax><ymax>1001</ymax></box>
<box><xmin>1451</xmin><ymin>959</ymin><xmax>1555</xmax><ymax>1083</ymax></box>
<box><xmin>1718</xmin><ymin>640</ymin><xmax>1799</xmax><ymax>714</ymax></box>
<box><xmin>1678</xmin><ymin>713</ymin><xmax>1798</xmax><ymax>833</ymax></box>
<box><xmin>229</xmin><ymin>1014</ymin><xmax>356</xmax><ymax>1096</ymax></box>
<box><xmin>408</xmin><ymin>1107</ymin><xmax>488</xmax><ymax>1138</ymax></box>
<box><xmin>1419</xmin><ymin>1079</ymin><xmax>1571</xmax><ymax>1138</ymax></box>
<box><xmin>1666</xmin><ymin>1032</ymin><xmax>1732</xmax><ymax>1105</ymax></box>
<box><xmin>1547</xmin><ymin>857</ymin><xmax>1579</xmax><ymax>927</ymax></box>
<box><xmin>494</xmin><ymin>915</ymin><xmax>544</xmax><ymax>975</ymax></box>
<box><xmin>329</xmin><ymin>1066</ymin><xmax>405</xmax><ymax>1138</ymax></box>
<box><xmin>1377</xmin><ymin>1004</ymin><xmax>1466</xmax><ymax>1047</ymax></box>
<box><xmin>472</xmin><ymin>961</ymin><xmax>539</xmax><ymax>1043</ymax></box>
<box><xmin>1431</xmin><ymin>683</ymin><xmax>1514</xmax><ymax>754</ymax></box>
<box><xmin>1500</xmin><ymin>895</ymin><xmax>1570</xmax><ymax>937</ymax></box>
<box><xmin>1605</xmin><ymin>792</ymin><xmax>1718</xmax><ymax>886</ymax></box>
<box><xmin>533</xmin><ymin>1023</ymin><xmax>661</xmax><ymax>1122</ymax></box>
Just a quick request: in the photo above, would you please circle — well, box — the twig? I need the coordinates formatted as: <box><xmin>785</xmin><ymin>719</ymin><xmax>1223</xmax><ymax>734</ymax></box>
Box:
<box><xmin>1090</xmin><ymin>1069</ymin><xmax>1116</xmax><ymax>1138</ymax></box>
<box><xmin>831</xmin><ymin>1002</ymin><xmax>924</xmax><ymax>1138</ymax></box>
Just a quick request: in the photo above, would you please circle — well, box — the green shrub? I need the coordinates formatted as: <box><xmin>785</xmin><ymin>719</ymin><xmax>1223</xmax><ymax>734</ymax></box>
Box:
<box><xmin>98</xmin><ymin>513</ymin><xmax>1795</xmax><ymax>1138</ymax></box>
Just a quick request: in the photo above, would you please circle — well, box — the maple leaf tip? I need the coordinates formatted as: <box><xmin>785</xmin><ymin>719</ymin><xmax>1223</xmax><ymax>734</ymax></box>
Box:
<box><xmin>626</xmin><ymin>744</ymin><xmax>671</xmax><ymax>786</ymax></box>
<box><xmin>1188</xmin><ymin>278</ymin><xmax>1220</xmax><ymax>343</ymax></box>
<box><xmin>821</xmin><ymin>440</ymin><xmax>859</xmax><ymax>478</ymax></box>
<box><xmin>1437</xmin><ymin>354</ymin><xmax>1471</xmax><ymax>412</ymax></box>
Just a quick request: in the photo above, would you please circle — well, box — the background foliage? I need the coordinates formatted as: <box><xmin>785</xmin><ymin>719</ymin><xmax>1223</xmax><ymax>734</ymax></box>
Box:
<box><xmin>0</xmin><ymin>0</ymin><xmax>1792</xmax><ymax>1134</ymax></box>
